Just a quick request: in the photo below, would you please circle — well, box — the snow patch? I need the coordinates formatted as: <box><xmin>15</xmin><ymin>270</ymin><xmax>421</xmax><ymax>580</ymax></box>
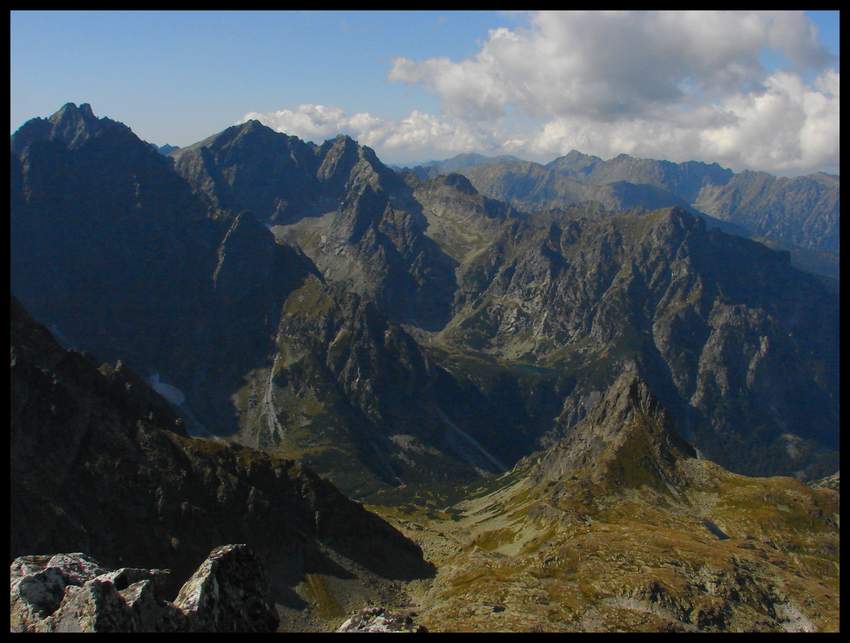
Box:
<box><xmin>146</xmin><ymin>372</ymin><xmax>186</xmax><ymax>406</ymax></box>
<box><xmin>262</xmin><ymin>358</ymin><xmax>285</xmax><ymax>441</ymax></box>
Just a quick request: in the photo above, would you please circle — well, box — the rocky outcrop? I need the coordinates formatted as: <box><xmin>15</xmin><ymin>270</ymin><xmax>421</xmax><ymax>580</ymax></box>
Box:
<box><xmin>170</xmin><ymin>545</ymin><xmax>278</xmax><ymax>632</ymax></box>
<box><xmin>809</xmin><ymin>471</ymin><xmax>840</xmax><ymax>492</ymax></box>
<box><xmin>336</xmin><ymin>607</ymin><xmax>426</xmax><ymax>633</ymax></box>
<box><xmin>10</xmin><ymin>545</ymin><xmax>278</xmax><ymax>632</ymax></box>
<box><xmin>532</xmin><ymin>370</ymin><xmax>696</xmax><ymax>491</ymax></box>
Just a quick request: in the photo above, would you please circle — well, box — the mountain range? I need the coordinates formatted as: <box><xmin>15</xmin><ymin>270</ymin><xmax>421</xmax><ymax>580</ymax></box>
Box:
<box><xmin>403</xmin><ymin>150</ymin><xmax>839</xmax><ymax>259</ymax></box>
<box><xmin>9</xmin><ymin>103</ymin><xmax>840</xmax><ymax>631</ymax></box>
<box><xmin>12</xmin><ymin>104</ymin><xmax>838</xmax><ymax>491</ymax></box>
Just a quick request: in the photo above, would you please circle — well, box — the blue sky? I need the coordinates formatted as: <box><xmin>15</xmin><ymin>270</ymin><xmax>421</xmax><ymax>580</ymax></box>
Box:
<box><xmin>10</xmin><ymin>10</ymin><xmax>840</xmax><ymax>174</ymax></box>
<box><xmin>11</xmin><ymin>11</ymin><xmax>520</xmax><ymax>143</ymax></box>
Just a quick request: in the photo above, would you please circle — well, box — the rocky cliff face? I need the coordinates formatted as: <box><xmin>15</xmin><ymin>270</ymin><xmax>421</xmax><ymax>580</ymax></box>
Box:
<box><xmin>693</xmin><ymin>170</ymin><xmax>840</xmax><ymax>254</ymax></box>
<box><xmin>229</xmin><ymin>273</ymin><xmax>522</xmax><ymax>497</ymax></box>
<box><xmin>175</xmin><ymin>122</ymin><xmax>458</xmax><ymax>330</ymax></box>
<box><xmin>10</xmin><ymin>297</ymin><xmax>433</xmax><ymax>629</ymax></box>
<box><xmin>10</xmin><ymin>103</ymin><xmax>313</xmax><ymax>439</ymax></box>
<box><xmin>436</xmin><ymin>207</ymin><xmax>838</xmax><ymax>478</ymax></box>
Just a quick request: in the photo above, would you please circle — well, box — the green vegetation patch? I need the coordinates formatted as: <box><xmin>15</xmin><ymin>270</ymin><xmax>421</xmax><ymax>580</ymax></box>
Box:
<box><xmin>302</xmin><ymin>573</ymin><xmax>345</xmax><ymax>619</ymax></box>
<box><xmin>282</xmin><ymin>276</ymin><xmax>335</xmax><ymax>318</ymax></box>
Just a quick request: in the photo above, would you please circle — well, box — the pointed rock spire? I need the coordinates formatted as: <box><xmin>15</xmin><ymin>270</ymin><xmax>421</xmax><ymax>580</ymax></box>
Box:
<box><xmin>12</xmin><ymin>103</ymin><xmax>127</xmax><ymax>153</ymax></box>
<box><xmin>533</xmin><ymin>370</ymin><xmax>696</xmax><ymax>490</ymax></box>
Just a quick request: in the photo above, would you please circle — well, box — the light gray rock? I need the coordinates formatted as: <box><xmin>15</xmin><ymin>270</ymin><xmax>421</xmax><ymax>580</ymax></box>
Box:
<box><xmin>9</xmin><ymin>544</ymin><xmax>278</xmax><ymax>633</ymax></box>
<box><xmin>336</xmin><ymin>606</ymin><xmax>426</xmax><ymax>633</ymax></box>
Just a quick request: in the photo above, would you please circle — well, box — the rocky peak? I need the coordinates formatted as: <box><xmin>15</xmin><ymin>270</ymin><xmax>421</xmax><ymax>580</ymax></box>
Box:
<box><xmin>157</xmin><ymin>143</ymin><xmax>180</xmax><ymax>156</ymax></box>
<box><xmin>227</xmin><ymin>119</ymin><xmax>290</xmax><ymax>148</ymax></box>
<box><xmin>317</xmin><ymin>135</ymin><xmax>397</xmax><ymax>192</ymax></box>
<box><xmin>438</xmin><ymin>172</ymin><xmax>478</xmax><ymax>195</ymax></box>
<box><xmin>533</xmin><ymin>370</ymin><xmax>696</xmax><ymax>490</ymax></box>
<box><xmin>643</xmin><ymin>205</ymin><xmax>706</xmax><ymax>244</ymax></box>
<box><xmin>239</xmin><ymin>118</ymin><xmax>265</xmax><ymax>131</ymax></box>
<box><xmin>199</xmin><ymin>119</ymin><xmax>286</xmax><ymax>153</ymax></box>
<box><xmin>317</xmin><ymin>134</ymin><xmax>365</xmax><ymax>185</ymax></box>
<box><xmin>549</xmin><ymin>149</ymin><xmax>603</xmax><ymax>174</ymax></box>
<box><xmin>16</xmin><ymin>102</ymin><xmax>122</xmax><ymax>152</ymax></box>
<box><xmin>49</xmin><ymin>101</ymin><xmax>96</xmax><ymax>124</ymax></box>
<box><xmin>564</xmin><ymin>149</ymin><xmax>599</xmax><ymax>161</ymax></box>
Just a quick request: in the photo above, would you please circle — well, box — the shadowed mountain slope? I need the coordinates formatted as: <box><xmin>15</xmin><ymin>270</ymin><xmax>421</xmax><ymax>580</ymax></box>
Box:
<box><xmin>10</xmin><ymin>296</ymin><xmax>434</xmax><ymax>630</ymax></box>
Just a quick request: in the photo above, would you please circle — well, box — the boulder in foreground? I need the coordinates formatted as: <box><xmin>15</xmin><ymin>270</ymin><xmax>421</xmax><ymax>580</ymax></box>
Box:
<box><xmin>10</xmin><ymin>544</ymin><xmax>278</xmax><ymax>633</ymax></box>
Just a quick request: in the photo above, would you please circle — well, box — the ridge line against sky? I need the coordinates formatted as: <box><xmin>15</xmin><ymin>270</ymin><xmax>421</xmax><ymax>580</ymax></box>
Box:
<box><xmin>11</xmin><ymin>10</ymin><xmax>840</xmax><ymax>176</ymax></box>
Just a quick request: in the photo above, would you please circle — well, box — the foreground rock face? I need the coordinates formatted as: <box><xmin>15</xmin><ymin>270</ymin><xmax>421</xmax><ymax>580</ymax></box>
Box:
<box><xmin>10</xmin><ymin>545</ymin><xmax>278</xmax><ymax>633</ymax></box>
<box><xmin>336</xmin><ymin>607</ymin><xmax>426</xmax><ymax>633</ymax></box>
<box><xmin>809</xmin><ymin>471</ymin><xmax>839</xmax><ymax>492</ymax></box>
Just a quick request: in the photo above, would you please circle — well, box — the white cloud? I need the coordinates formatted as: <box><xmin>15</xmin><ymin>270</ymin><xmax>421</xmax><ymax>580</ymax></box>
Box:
<box><xmin>389</xmin><ymin>11</ymin><xmax>833</xmax><ymax>122</ymax></box>
<box><xmin>239</xmin><ymin>104</ymin><xmax>499</xmax><ymax>164</ymax></box>
<box><xmin>384</xmin><ymin>10</ymin><xmax>839</xmax><ymax>175</ymax></box>
<box><xmin>241</xmin><ymin>104</ymin><xmax>353</xmax><ymax>142</ymax></box>
<box><xmin>244</xmin><ymin>11</ymin><xmax>838</xmax><ymax>175</ymax></box>
<box><xmin>520</xmin><ymin>69</ymin><xmax>839</xmax><ymax>175</ymax></box>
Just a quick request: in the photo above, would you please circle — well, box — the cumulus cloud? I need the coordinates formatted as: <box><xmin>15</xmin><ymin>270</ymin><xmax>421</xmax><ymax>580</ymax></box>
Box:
<box><xmin>389</xmin><ymin>11</ymin><xmax>833</xmax><ymax>122</ymax></box>
<box><xmin>239</xmin><ymin>104</ymin><xmax>501</xmax><ymax>164</ymax></box>
<box><xmin>516</xmin><ymin>69</ymin><xmax>839</xmax><ymax>175</ymax></box>
<box><xmin>244</xmin><ymin>11</ymin><xmax>838</xmax><ymax>175</ymax></box>
<box><xmin>385</xmin><ymin>10</ymin><xmax>839</xmax><ymax>174</ymax></box>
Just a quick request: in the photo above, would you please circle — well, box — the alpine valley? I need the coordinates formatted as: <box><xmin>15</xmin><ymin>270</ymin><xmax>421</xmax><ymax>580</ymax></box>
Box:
<box><xmin>9</xmin><ymin>104</ymin><xmax>840</xmax><ymax>632</ymax></box>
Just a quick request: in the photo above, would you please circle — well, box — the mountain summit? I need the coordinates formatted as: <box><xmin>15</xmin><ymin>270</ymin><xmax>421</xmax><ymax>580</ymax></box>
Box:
<box><xmin>389</xmin><ymin>373</ymin><xmax>839</xmax><ymax>632</ymax></box>
<box><xmin>532</xmin><ymin>370</ymin><xmax>696</xmax><ymax>491</ymax></box>
<box><xmin>12</xmin><ymin>102</ymin><xmax>132</xmax><ymax>153</ymax></box>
